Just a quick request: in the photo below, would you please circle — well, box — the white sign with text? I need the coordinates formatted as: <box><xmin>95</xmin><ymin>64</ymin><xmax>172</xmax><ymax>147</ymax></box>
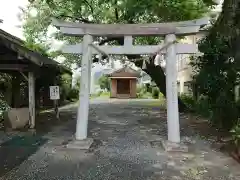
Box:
<box><xmin>50</xmin><ymin>86</ymin><xmax>60</xmax><ymax>100</ymax></box>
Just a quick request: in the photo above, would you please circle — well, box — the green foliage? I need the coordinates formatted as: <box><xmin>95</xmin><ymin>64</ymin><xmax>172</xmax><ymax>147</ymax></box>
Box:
<box><xmin>190</xmin><ymin>0</ymin><xmax>240</xmax><ymax>129</ymax></box>
<box><xmin>152</xmin><ymin>87</ymin><xmax>159</xmax><ymax>99</ymax></box>
<box><xmin>136</xmin><ymin>85</ymin><xmax>152</xmax><ymax>99</ymax></box>
<box><xmin>236</xmin><ymin>99</ymin><xmax>240</xmax><ymax>117</ymax></box>
<box><xmin>98</xmin><ymin>75</ymin><xmax>110</xmax><ymax>91</ymax></box>
<box><xmin>25</xmin><ymin>41</ymin><xmax>50</xmax><ymax>57</ymax></box>
<box><xmin>136</xmin><ymin>85</ymin><xmax>146</xmax><ymax>98</ymax></box>
<box><xmin>67</xmin><ymin>88</ymin><xmax>79</xmax><ymax>101</ymax></box>
<box><xmin>23</xmin><ymin>0</ymin><xmax>212</xmax><ymax>65</ymax></box>
<box><xmin>99</xmin><ymin>91</ymin><xmax>110</xmax><ymax>97</ymax></box>
<box><xmin>195</xmin><ymin>95</ymin><xmax>212</xmax><ymax>118</ymax></box>
<box><xmin>211</xmin><ymin>92</ymin><xmax>238</xmax><ymax>129</ymax></box>
<box><xmin>0</xmin><ymin>99</ymin><xmax>10</xmax><ymax>121</ymax></box>
<box><xmin>91</xmin><ymin>91</ymin><xmax>110</xmax><ymax>99</ymax></box>
<box><xmin>180</xmin><ymin>94</ymin><xmax>195</xmax><ymax>111</ymax></box>
<box><xmin>59</xmin><ymin>73</ymin><xmax>79</xmax><ymax>102</ymax></box>
<box><xmin>230</xmin><ymin>121</ymin><xmax>240</xmax><ymax>147</ymax></box>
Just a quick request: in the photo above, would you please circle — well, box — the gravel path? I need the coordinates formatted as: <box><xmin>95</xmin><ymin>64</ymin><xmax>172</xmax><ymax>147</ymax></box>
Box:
<box><xmin>1</xmin><ymin>99</ymin><xmax>240</xmax><ymax>180</ymax></box>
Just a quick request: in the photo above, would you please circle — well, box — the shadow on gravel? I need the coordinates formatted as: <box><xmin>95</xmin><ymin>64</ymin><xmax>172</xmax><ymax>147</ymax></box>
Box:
<box><xmin>0</xmin><ymin>106</ymin><xmax>77</xmax><ymax>177</ymax></box>
<box><xmin>0</xmin><ymin>135</ymin><xmax>48</xmax><ymax>177</ymax></box>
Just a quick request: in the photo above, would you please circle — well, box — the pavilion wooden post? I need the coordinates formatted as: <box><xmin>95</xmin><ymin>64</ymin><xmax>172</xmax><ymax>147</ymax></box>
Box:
<box><xmin>28</xmin><ymin>71</ymin><xmax>35</xmax><ymax>129</ymax></box>
<box><xmin>76</xmin><ymin>34</ymin><xmax>93</xmax><ymax>140</ymax></box>
<box><xmin>54</xmin><ymin>81</ymin><xmax>59</xmax><ymax>120</ymax></box>
<box><xmin>165</xmin><ymin>34</ymin><xmax>180</xmax><ymax>143</ymax></box>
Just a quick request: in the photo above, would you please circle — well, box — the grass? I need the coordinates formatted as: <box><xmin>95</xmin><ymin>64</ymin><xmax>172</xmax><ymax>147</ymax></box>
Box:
<box><xmin>140</xmin><ymin>99</ymin><xmax>166</xmax><ymax>107</ymax></box>
<box><xmin>90</xmin><ymin>92</ymin><xmax>110</xmax><ymax>99</ymax></box>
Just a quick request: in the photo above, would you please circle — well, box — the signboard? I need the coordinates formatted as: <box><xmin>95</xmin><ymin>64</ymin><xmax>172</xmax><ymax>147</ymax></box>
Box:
<box><xmin>50</xmin><ymin>86</ymin><xmax>60</xmax><ymax>100</ymax></box>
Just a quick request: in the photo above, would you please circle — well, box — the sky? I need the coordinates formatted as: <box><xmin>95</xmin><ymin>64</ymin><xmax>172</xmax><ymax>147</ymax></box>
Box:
<box><xmin>0</xmin><ymin>0</ymin><xmax>223</xmax><ymax>40</ymax></box>
<box><xmin>0</xmin><ymin>0</ymin><xmax>29</xmax><ymax>39</ymax></box>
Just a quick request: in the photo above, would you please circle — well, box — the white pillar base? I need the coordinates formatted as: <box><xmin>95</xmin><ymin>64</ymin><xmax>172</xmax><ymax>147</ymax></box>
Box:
<box><xmin>161</xmin><ymin>140</ymin><xmax>188</xmax><ymax>152</ymax></box>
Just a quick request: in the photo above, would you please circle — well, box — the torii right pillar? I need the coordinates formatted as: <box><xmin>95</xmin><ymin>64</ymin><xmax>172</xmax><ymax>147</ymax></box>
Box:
<box><xmin>165</xmin><ymin>34</ymin><xmax>180</xmax><ymax>143</ymax></box>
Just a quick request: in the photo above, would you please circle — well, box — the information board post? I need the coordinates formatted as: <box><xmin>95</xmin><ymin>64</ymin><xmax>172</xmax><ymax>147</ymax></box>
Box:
<box><xmin>50</xmin><ymin>86</ymin><xmax>60</xmax><ymax>120</ymax></box>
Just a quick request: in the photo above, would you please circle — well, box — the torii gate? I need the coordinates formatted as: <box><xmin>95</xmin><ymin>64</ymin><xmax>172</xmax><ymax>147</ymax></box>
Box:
<box><xmin>52</xmin><ymin>17</ymin><xmax>208</xmax><ymax>144</ymax></box>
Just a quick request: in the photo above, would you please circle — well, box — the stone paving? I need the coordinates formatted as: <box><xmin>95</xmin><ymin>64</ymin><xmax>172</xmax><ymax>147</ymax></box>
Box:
<box><xmin>1</xmin><ymin>99</ymin><xmax>240</xmax><ymax>180</ymax></box>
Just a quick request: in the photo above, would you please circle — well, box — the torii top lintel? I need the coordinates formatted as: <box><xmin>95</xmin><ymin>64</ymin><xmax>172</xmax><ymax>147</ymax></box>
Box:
<box><xmin>52</xmin><ymin>17</ymin><xmax>209</xmax><ymax>37</ymax></box>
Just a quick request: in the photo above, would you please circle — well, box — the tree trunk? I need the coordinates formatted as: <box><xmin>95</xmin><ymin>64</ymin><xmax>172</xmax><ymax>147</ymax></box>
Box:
<box><xmin>134</xmin><ymin>59</ymin><xmax>187</xmax><ymax>112</ymax></box>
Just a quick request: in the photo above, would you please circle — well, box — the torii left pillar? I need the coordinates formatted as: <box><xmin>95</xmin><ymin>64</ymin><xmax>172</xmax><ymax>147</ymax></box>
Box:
<box><xmin>76</xmin><ymin>34</ymin><xmax>93</xmax><ymax>140</ymax></box>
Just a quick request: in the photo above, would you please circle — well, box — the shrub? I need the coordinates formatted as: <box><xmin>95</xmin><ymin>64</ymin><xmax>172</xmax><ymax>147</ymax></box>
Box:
<box><xmin>0</xmin><ymin>98</ymin><xmax>10</xmax><ymax>121</ymax></box>
<box><xmin>180</xmin><ymin>94</ymin><xmax>195</xmax><ymax>111</ymax></box>
<box><xmin>136</xmin><ymin>85</ymin><xmax>147</xmax><ymax>99</ymax></box>
<box><xmin>66</xmin><ymin>88</ymin><xmax>79</xmax><ymax>102</ymax></box>
<box><xmin>230</xmin><ymin>121</ymin><xmax>240</xmax><ymax>147</ymax></box>
<box><xmin>236</xmin><ymin>99</ymin><xmax>240</xmax><ymax>117</ymax></box>
<box><xmin>195</xmin><ymin>95</ymin><xmax>212</xmax><ymax>118</ymax></box>
<box><xmin>211</xmin><ymin>92</ymin><xmax>238</xmax><ymax>129</ymax></box>
<box><xmin>152</xmin><ymin>87</ymin><xmax>159</xmax><ymax>99</ymax></box>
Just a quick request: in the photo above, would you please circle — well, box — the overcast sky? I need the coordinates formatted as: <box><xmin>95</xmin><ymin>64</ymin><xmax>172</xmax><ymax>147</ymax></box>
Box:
<box><xmin>0</xmin><ymin>0</ymin><xmax>29</xmax><ymax>39</ymax></box>
<box><xmin>0</xmin><ymin>0</ymin><xmax>223</xmax><ymax>40</ymax></box>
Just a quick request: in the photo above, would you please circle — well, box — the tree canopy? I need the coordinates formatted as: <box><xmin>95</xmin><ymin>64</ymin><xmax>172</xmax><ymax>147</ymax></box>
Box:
<box><xmin>23</xmin><ymin>0</ymin><xmax>215</xmax><ymax>111</ymax></box>
<box><xmin>190</xmin><ymin>0</ymin><xmax>240</xmax><ymax>129</ymax></box>
<box><xmin>23</xmin><ymin>0</ymin><xmax>213</xmax><ymax>62</ymax></box>
<box><xmin>98</xmin><ymin>75</ymin><xmax>110</xmax><ymax>91</ymax></box>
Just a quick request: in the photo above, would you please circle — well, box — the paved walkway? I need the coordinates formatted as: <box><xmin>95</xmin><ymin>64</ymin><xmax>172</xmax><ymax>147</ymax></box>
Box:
<box><xmin>1</xmin><ymin>99</ymin><xmax>240</xmax><ymax>180</ymax></box>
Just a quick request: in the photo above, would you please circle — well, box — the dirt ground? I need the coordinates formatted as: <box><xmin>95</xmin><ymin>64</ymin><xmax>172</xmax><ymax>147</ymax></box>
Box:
<box><xmin>0</xmin><ymin>99</ymin><xmax>240</xmax><ymax>180</ymax></box>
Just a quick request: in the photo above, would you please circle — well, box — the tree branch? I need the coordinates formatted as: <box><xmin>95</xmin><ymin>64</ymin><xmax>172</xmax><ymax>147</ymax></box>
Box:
<box><xmin>114</xmin><ymin>0</ymin><xmax>119</xmax><ymax>21</ymax></box>
<box><xmin>82</xmin><ymin>0</ymin><xmax>94</xmax><ymax>15</ymax></box>
<box><xmin>57</xmin><ymin>14</ymin><xmax>93</xmax><ymax>23</ymax></box>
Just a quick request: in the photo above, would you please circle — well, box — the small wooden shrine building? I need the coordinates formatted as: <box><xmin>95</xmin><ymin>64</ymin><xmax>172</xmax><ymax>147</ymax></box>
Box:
<box><xmin>108</xmin><ymin>66</ymin><xmax>140</xmax><ymax>99</ymax></box>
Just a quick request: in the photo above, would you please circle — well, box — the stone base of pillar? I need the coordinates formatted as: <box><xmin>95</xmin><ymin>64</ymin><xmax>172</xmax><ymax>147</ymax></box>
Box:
<box><xmin>161</xmin><ymin>140</ymin><xmax>188</xmax><ymax>152</ymax></box>
<box><xmin>28</xmin><ymin>128</ymin><xmax>36</xmax><ymax>135</ymax></box>
<box><xmin>64</xmin><ymin>138</ymin><xmax>93</xmax><ymax>150</ymax></box>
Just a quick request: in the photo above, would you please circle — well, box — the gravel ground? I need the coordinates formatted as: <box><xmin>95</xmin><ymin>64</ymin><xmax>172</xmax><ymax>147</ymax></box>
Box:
<box><xmin>1</xmin><ymin>99</ymin><xmax>240</xmax><ymax>180</ymax></box>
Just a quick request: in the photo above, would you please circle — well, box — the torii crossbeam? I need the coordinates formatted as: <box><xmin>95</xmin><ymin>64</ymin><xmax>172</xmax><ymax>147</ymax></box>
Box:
<box><xmin>52</xmin><ymin>17</ymin><xmax>209</xmax><ymax>145</ymax></box>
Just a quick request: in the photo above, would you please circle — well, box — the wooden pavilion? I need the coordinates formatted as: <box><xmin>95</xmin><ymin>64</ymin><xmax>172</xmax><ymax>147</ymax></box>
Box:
<box><xmin>0</xmin><ymin>29</ymin><xmax>70</xmax><ymax>130</ymax></box>
<box><xmin>108</xmin><ymin>66</ymin><xmax>140</xmax><ymax>99</ymax></box>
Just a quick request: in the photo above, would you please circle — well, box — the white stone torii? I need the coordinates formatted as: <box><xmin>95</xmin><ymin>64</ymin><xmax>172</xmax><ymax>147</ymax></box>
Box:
<box><xmin>52</xmin><ymin>17</ymin><xmax>209</xmax><ymax>144</ymax></box>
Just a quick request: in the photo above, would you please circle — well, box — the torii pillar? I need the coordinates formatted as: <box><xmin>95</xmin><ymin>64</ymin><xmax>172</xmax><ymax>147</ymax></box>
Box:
<box><xmin>165</xmin><ymin>34</ymin><xmax>180</xmax><ymax>143</ymax></box>
<box><xmin>76</xmin><ymin>35</ymin><xmax>93</xmax><ymax>140</ymax></box>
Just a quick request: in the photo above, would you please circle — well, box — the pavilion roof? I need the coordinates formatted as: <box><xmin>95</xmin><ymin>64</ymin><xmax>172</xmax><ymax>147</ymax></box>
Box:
<box><xmin>107</xmin><ymin>65</ymin><xmax>140</xmax><ymax>77</ymax></box>
<box><xmin>0</xmin><ymin>29</ymin><xmax>71</xmax><ymax>74</ymax></box>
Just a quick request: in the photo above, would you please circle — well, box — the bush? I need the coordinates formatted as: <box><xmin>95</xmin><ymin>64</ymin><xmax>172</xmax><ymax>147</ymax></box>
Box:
<box><xmin>180</xmin><ymin>94</ymin><xmax>195</xmax><ymax>110</ymax></box>
<box><xmin>94</xmin><ymin>91</ymin><xmax>110</xmax><ymax>98</ymax></box>
<box><xmin>236</xmin><ymin>99</ymin><xmax>240</xmax><ymax>117</ymax></box>
<box><xmin>230</xmin><ymin>121</ymin><xmax>240</xmax><ymax>147</ymax></box>
<box><xmin>152</xmin><ymin>87</ymin><xmax>159</xmax><ymax>99</ymax></box>
<box><xmin>195</xmin><ymin>95</ymin><xmax>212</xmax><ymax>118</ymax></box>
<box><xmin>98</xmin><ymin>75</ymin><xmax>110</xmax><ymax>91</ymax></box>
<box><xmin>211</xmin><ymin>92</ymin><xmax>238</xmax><ymax>129</ymax></box>
<box><xmin>136</xmin><ymin>85</ymin><xmax>147</xmax><ymax>98</ymax></box>
<box><xmin>66</xmin><ymin>88</ymin><xmax>79</xmax><ymax>102</ymax></box>
<box><xmin>0</xmin><ymin>98</ymin><xmax>10</xmax><ymax>121</ymax></box>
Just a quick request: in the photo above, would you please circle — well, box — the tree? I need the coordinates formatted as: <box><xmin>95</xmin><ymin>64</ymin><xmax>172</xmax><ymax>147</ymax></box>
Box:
<box><xmin>98</xmin><ymin>75</ymin><xmax>110</xmax><ymax>91</ymax></box>
<box><xmin>191</xmin><ymin>0</ymin><xmax>240</xmax><ymax>129</ymax></box>
<box><xmin>23</xmin><ymin>0</ymin><xmax>215</xmax><ymax>111</ymax></box>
